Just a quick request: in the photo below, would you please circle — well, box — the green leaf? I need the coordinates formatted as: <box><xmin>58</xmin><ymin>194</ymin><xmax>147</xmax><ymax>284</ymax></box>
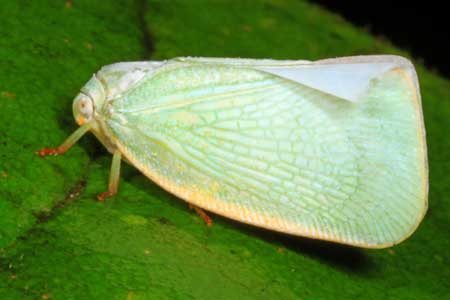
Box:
<box><xmin>0</xmin><ymin>0</ymin><xmax>448</xmax><ymax>299</ymax></box>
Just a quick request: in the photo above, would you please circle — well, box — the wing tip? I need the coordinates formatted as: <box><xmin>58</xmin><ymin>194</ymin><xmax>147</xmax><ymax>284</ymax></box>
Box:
<box><xmin>364</xmin><ymin>202</ymin><xmax>428</xmax><ymax>249</ymax></box>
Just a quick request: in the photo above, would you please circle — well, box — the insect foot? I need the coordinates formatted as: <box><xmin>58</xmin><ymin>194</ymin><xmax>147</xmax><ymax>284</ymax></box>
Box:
<box><xmin>36</xmin><ymin>147</ymin><xmax>63</xmax><ymax>157</ymax></box>
<box><xmin>97</xmin><ymin>191</ymin><xmax>116</xmax><ymax>202</ymax></box>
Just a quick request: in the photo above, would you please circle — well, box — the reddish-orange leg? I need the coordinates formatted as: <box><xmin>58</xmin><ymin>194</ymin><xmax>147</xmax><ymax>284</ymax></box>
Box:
<box><xmin>37</xmin><ymin>123</ymin><xmax>91</xmax><ymax>157</ymax></box>
<box><xmin>37</xmin><ymin>123</ymin><xmax>122</xmax><ymax>201</ymax></box>
<box><xmin>189</xmin><ymin>204</ymin><xmax>213</xmax><ymax>227</ymax></box>
<box><xmin>97</xmin><ymin>150</ymin><xmax>122</xmax><ymax>201</ymax></box>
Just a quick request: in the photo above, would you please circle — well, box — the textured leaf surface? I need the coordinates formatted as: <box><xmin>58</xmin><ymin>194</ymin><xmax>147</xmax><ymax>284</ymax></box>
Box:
<box><xmin>0</xmin><ymin>0</ymin><xmax>448</xmax><ymax>299</ymax></box>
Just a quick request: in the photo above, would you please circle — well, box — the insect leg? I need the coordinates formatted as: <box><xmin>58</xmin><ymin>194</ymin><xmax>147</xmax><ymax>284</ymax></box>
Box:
<box><xmin>97</xmin><ymin>150</ymin><xmax>122</xmax><ymax>201</ymax></box>
<box><xmin>37</xmin><ymin>123</ymin><xmax>92</xmax><ymax>156</ymax></box>
<box><xmin>189</xmin><ymin>203</ymin><xmax>213</xmax><ymax>227</ymax></box>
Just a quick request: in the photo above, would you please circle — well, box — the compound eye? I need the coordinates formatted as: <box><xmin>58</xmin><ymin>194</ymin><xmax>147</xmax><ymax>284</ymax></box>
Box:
<box><xmin>73</xmin><ymin>94</ymin><xmax>94</xmax><ymax>125</ymax></box>
<box><xmin>78</xmin><ymin>97</ymin><xmax>93</xmax><ymax>118</ymax></box>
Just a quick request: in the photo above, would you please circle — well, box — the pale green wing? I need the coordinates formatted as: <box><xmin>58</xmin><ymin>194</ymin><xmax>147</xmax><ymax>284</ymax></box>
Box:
<box><xmin>104</xmin><ymin>62</ymin><xmax>427</xmax><ymax>248</ymax></box>
<box><xmin>174</xmin><ymin>55</ymin><xmax>412</xmax><ymax>103</ymax></box>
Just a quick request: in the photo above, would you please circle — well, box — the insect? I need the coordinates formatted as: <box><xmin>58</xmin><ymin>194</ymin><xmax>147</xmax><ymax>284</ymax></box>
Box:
<box><xmin>38</xmin><ymin>56</ymin><xmax>428</xmax><ymax>248</ymax></box>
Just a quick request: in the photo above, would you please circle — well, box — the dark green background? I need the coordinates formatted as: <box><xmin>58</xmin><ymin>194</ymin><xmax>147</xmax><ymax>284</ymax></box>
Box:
<box><xmin>0</xmin><ymin>1</ymin><xmax>448</xmax><ymax>299</ymax></box>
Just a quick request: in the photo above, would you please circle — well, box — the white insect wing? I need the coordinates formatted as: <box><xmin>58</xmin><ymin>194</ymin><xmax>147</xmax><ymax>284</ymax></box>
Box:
<box><xmin>255</xmin><ymin>62</ymin><xmax>396</xmax><ymax>102</ymax></box>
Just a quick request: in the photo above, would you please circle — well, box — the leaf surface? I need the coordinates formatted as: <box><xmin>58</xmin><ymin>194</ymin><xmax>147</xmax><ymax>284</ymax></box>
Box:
<box><xmin>0</xmin><ymin>0</ymin><xmax>448</xmax><ymax>299</ymax></box>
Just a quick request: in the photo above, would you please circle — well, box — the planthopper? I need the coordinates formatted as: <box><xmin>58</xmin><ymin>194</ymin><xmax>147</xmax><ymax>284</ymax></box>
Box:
<box><xmin>38</xmin><ymin>56</ymin><xmax>428</xmax><ymax>248</ymax></box>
